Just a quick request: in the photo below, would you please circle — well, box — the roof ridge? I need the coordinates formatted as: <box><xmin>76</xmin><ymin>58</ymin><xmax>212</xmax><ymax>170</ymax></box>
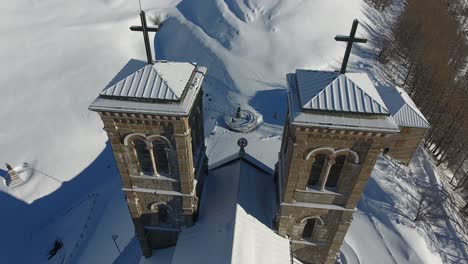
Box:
<box><xmin>303</xmin><ymin>74</ymin><xmax>389</xmax><ymax>114</ymax></box>
<box><xmin>100</xmin><ymin>63</ymin><xmax>194</xmax><ymax>101</ymax></box>
<box><xmin>396</xmin><ymin>87</ymin><xmax>428</xmax><ymax>123</ymax></box>
<box><xmin>394</xmin><ymin>103</ymin><xmax>430</xmax><ymax>128</ymax></box>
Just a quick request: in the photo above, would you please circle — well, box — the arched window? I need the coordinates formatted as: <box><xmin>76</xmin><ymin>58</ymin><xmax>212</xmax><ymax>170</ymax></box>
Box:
<box><xmin>150</xmin><ymin>203</ymin><xmax>173</xmax><ymax>225</ymax></box>
<box><xmin>153</xmin><ymin>141</ymin><xmax>170</xmax><ymax>175</ymax></box>
<box><xmin>302</xmin><ymin>218</ymin><xmax>317</xmax><ymax>241</ymax></box>
<box><xmin>326</xmin><ymin>155</ymin><xmax>347</xmax><ymax>188</ymax></box>
<box><xmin>157</xmin><ymin>204</ymin><xmax>170</xmax><ymax>224</ymax></box>
<box><xmin>308</xmin><ymin>154</ymin><xmax>326</xmax><ymax>186</ymax></box>
<box><xmin>134</xmin><ymin>139</ymin><xmax>154</xmax><ymax>175</ymax></box>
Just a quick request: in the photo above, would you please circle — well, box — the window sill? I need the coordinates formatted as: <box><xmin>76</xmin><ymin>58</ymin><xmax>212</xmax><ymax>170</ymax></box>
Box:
<box><xmin>130</xmin><ymin>174</ymin><xmax>178</xmax><ymax>182</ymax></box>
<box><xmin>282</xmin><ymin>201</ymin><xmax>355</xmax><ymax>211</ymax></box>
<box><xmin>290</xmin><ymin>240</ymin><xmax>327</xmax><ymax>247</ymax></box>
<box><xmin>297</xmin><ymin>186</ymin><xmax>343</xmax><ymax>196</ymax></box>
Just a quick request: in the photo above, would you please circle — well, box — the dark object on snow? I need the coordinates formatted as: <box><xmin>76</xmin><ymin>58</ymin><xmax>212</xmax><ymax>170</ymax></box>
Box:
<box><xmin>236</xmin><ymin>106</ymin><xmax>241</xmax><ymax>118</ymax></box>
<box><xmin>47</xmin><ymin>240</ymin><xmax>63</xmax><ymax>260</ymax></box>
<box><xmin>5</xmin><ymin>163</ymin><xmax>13</xmax><ymax>171</ymax></box>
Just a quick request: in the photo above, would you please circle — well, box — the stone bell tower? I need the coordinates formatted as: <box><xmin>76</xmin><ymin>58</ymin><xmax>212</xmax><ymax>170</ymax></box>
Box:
<box><xmin>89</xmin><ymin>60</ymin><xmax>207</xmax><ymax>257</ymax></box>
<box><xmin>276</xmin><ymin>69</ymin><xmax>400</xmax><ymax>264</ymax></box>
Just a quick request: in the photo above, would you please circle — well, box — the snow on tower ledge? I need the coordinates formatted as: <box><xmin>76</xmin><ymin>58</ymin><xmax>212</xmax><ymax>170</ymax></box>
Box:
<box><xmin>89</xmin><ymin>61</ymin><xmax>207</xmax><ymax>116</ymax></box>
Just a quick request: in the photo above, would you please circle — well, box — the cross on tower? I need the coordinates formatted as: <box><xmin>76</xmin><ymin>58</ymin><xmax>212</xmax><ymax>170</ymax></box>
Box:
<box><xmin>335</xmin><ymin>19</ymin><xmax>367</xmax><ymax>74</ymax></box>
<box><xmin>237</xmin><ymin>138</ymin><xmax>248</xmax><ymax>156</ymax></box>
<box><xmin>130</xmin><ymin>11</ymin><xmax>162</xmax><ymax>64</ymax></box>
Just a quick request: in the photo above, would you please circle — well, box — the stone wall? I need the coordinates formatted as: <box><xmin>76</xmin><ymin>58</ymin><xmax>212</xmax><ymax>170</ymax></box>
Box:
<box><xmin>385</xmin><ymin>126</ymin><xmax>427</xmax><ymax>165</ymax></box>
<box><xmin>97</xmin><ymin>109</ymin><xmax>203</xmax><ymax>256</ymax></box>
<box><xmin>277</xmin><ymin>124</ymin><xmax>392</xmax><ymax>263</ymax></box>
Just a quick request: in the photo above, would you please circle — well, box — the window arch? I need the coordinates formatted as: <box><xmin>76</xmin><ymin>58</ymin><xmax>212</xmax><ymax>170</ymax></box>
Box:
<box><xmin>304</xmin><ymin>147</ymin><xmax>359</xmax><ymax>192</ymax></box>
<box><xmin>302</xmin><ymin>218</ymin><xmax>316</xmax><ymax>240</ymax></box>
<box><xmin>149</xmin><ymin>202</ymin><xmax>174</xmax><ymax>226</ymax></box>
<box><xmin>153</xmin><ymin>140</ymin><xmax>170</xmax><ymax>175</ymax></box>
<box><xmin>124</xmin><ymin>133</ymin><xmax>174</xmax><ymax>177</ymax></box>
<box><xmin>133</xmin><ymin>138</ymin><xmax>154</xmax><ymax>175</ymax></box>
<box><xmin>326</xmin><ymin>155</ymin><xmax>347</xmax><ymax>188</ymax></box>
<box><xmin>308</xmin><ymin>154</ymin><xmax>327</xmax><ymax>186</ymax></box>
<box><xmin>300</xmin><ymin>216</ymin><xmax>324</xmax><ymax>242</ymax></box>
<box><xmin>157</xmin><ymin>204</ymin><xmax>170</xmax><ymax>224</ymax></box>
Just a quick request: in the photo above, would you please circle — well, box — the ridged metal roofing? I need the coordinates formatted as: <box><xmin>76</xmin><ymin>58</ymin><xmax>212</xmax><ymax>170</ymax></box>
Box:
<box><xmin>295</xmin><ymin>70</ymin><xmax>389</xmax><ymax>115</ymax></box>
<box><xmin>100</xmin><ymin>61</ymin><xmax>196</xmax><ymax>101</ymax></box>
<box><xmin>378</xmin><ymin>86</ymin><xmax>430</xmax><ymax>128</ymax></box>
<box><xmin>286</xmin><ymin>73</ymin><xmax>400</xmax><ymax>133</ymax></box>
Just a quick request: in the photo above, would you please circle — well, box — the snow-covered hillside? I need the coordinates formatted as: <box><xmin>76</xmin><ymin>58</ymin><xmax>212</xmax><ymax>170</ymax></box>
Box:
<box><xmin>1</xmin><ymin>0</ymin><xmax>466</xmax><ymax>263</ymax></box>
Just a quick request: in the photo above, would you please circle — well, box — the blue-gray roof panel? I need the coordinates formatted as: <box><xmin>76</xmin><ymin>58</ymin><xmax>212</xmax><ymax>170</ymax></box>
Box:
<box><xmin>296</xmin><ymin>70</ymin><xmax>389</xmax><ymax>115</ymax></box>
<box><xmin>100</xmin><ymin>61</ymin><xmax>196</xmax><ymax>101</ymax></box>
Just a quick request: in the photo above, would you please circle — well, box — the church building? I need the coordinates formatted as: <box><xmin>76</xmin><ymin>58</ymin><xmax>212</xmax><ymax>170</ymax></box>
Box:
<box><xmin>88</xmin><ymin>14</ymin><xmax>429</xmax><ymax>264</ymax></box>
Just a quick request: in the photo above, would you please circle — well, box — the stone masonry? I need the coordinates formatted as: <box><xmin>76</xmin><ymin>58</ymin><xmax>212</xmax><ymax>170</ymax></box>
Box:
<box><xmin>277</xmin><ymin>116</ymin><xmax>397</xmax><ymax>264</ymax></box>
<box><xmin>94</xmin><ymin>90</ymin><xmax>206</xmax><ymax>257</ymax></box>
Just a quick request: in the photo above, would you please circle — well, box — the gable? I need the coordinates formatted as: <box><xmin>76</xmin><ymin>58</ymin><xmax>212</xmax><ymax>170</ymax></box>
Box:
<box><xmin>296</xmin><ymin>70</ymin><xmax>389</xmax><ymax>115</ymax></box>
<box><xmin>100</xmin><ymin>61</ymin><xmax>196</xmax><ymax>102</ymax></box>
<box><xmin>377</xmin><ymin>86</ymin><xmax>430</xmax><ymax>128</ymax></box>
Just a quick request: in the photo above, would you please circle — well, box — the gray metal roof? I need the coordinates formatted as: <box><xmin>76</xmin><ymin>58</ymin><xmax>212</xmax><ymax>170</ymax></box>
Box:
<box><xmin>287</xmin><ymin>73</ymin><xmax>400</xmax><ymax>133</ymax></box>
<box><xmin>296</xmin><ymin>70</ymin><xmax>389</xmax><ymax>115</ymax></box>
<box><xmin>100</xmin><ymin>61</ymin><xmax>196</xmax><ymax>101</ymax></box>
<box><xmin>377</xmin><ymin>86</ymin><xmax>430</xmax><ymax>128</ymax></box>
<box><xmin>89</xmin><ymin>61</ymin><xmax>207</xmax><ymax>116</ymax></box>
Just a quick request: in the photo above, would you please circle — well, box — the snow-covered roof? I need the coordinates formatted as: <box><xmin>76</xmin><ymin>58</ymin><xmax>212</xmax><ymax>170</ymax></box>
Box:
<box><xmin>171</xmin><ymin>153</ymin><xmax>290</xmax><ymax>264</ymax></box>
<box><xmin>377</xmin><ymin>86</ymin><xmax>430</xmax><ymax>128</ymax></box>
<box><xmin>295</xmin><ymin>70</ymin><xmax>389</xmax><ymax>115</ymax></box>
<box><xmin>100</xmin><ymin>61</ymin><xmax>196</xmax><ymax>101</ymax></box>
<box><xmin>89</xmin><ymin>61</ymin><xmax>207</xmax><ymax>116</ymax></box>
<box><xmin>287</xmin><ymin>72</ymin><xmax>400</xmax><ymax>133</ymax></box>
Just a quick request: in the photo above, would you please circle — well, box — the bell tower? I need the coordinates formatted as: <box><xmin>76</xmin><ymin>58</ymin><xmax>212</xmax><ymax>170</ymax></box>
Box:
<box><xmin>276</xmin><ymin>69</ymin><xmax>400</xmax><ymax>263</ymax></box>
<box><xmin>89</xmin><ymin>61</ymin><xmax>207</xmax><ymax>257</ymax></box>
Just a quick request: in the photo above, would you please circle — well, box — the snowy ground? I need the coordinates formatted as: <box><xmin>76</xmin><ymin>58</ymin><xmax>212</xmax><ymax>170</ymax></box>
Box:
<box><xmin>1</xmin><ymin>0</ymin><xmax>466</xmax><ymax>263</ymax></box>
<box><xmin>345</xmin><ymin>147</ymin><xmax>468</xmax><ymax>264</ymax></box>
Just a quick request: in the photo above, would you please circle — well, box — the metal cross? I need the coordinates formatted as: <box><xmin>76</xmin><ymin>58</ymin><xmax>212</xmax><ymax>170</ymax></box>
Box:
<box><xmin>237</xmin><ymin>138</ymin><xmax>248</xmax><ymax>156</ymax></box>
<box><xmin>335</xmin><ymin>19</ymin><xmax>367</xmax><ymax>74</ymax></box>
<box><xmin>130</xmin><ymin>11</ymin><xmax>162</xmax><ymax>64</ymax></box>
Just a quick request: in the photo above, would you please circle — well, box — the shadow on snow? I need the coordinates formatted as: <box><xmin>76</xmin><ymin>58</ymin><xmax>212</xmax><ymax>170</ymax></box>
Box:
<box><xmin>0</xmin><ymin>142</ymin><xmax>120</xmax><ymax>263</ymax></box>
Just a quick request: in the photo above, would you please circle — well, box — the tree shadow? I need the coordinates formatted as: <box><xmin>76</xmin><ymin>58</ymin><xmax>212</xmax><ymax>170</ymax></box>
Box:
<box><xmin>366</xmin><ymin>152</ymin><xmax>468</xmax><ymax>264</ymax></box>
<box><xmin>358</xmin><ymin>177</ymin><xmax>421</xmax><ymax>262</ymax></box>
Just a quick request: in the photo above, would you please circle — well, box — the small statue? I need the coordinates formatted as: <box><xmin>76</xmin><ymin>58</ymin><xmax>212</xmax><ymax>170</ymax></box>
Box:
<box><xmin>236</xmin><ymin>106</ymin><xmax>241</xmax><ymax>118</ymax></box>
